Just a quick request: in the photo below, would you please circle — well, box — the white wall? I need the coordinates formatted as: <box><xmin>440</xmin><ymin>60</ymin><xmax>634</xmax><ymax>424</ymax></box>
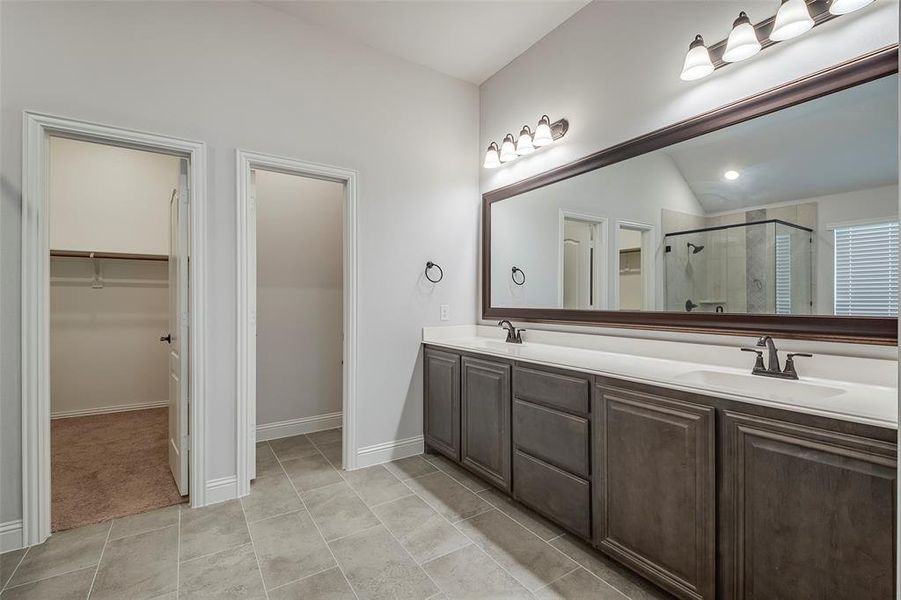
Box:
<box><xmin>50</xmin><ymin>259</ymin><xmax>169</xmax><ymax>417</ymax></box>
<box><xmin>491</xmin><ymin>151</ymin><xmax>703</xmax><ymax>309</ymax></box>
<box><xmin>50</xmin><ymin>137</ymin><xmax>177</xmax><ymax>256</ymax></box>
<box><xmin>255</xmin><ymin>170</ymin><xmax>344</xmax><ymax>426</ymax></box>
<box><xmin>1</xmin><ymin>1</ymin><xmax>479</xmax><ymax>526</ymax></box>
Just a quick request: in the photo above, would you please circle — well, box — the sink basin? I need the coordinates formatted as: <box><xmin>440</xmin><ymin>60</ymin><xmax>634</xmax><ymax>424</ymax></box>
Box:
<box><xmin>674</xmin><ymin>370</ymin><xmax>845</xmax><ymax>401</ymax></box>
<box><xmin>466</xmin><ymin>339</ymin><xmax>525</xmax><ymax>352</ymax></box>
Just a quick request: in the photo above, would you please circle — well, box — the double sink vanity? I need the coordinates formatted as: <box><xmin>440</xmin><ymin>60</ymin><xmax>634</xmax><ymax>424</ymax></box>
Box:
<box><xmin>422</xmin><ymin>326</ymin><xmax>897</xmax><ymax>600</ymax></box>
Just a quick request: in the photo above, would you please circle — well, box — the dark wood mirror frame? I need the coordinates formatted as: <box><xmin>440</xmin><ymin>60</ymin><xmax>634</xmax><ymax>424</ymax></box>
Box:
<box><xmin>482</xmin><ymin>45</ymin><xmax>899</xmax><ymax>345</ymax></box>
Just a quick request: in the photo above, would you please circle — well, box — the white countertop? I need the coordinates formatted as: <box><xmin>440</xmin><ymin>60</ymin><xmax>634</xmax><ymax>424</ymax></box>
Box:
<box><xmin>422</xmin><ymin>326</ymin><xmax>898</xmax><ymax>429</ymax></box>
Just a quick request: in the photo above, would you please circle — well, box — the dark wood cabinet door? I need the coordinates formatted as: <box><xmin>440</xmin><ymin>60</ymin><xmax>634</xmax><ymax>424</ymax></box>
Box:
<box><xmin>720</xmin><ymin>411</ymin><xmax>897</xmax><ymax>600</ymax></box>
<box><xmin>461</xmin><ymin>356</ymin><xmax>512</xmax><ymax>491</ymax></box>
<box><xmin>423</xmin><ymin>348</ymin><xmax>460</xmax><ymax>461</ymax></box>
<box><xmin>593</xmin><ymin>384</ymin><xmax>715</xmax><ymax>600</ymax></box>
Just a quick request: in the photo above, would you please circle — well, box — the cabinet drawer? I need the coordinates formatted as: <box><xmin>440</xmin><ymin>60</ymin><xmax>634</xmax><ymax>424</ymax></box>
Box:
<box><xmin>513</xmin><ymin>399</ymin><xmax>589</xmax><ymax>478</ymax></box>
<box><xmin>513</xmin><ymin>450</ymin><xmax>590</xmax><ymax>538</ymax></box>
<box><xmin>513</xmin><ymin>366</ymin><xmax>589</xmax><ymax>415</ymax></box>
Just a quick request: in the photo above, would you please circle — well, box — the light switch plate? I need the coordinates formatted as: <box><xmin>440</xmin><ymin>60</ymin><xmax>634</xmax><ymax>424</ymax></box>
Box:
<box><xmin>440</xmin><ymin>304</ymin><xmax>450</xmax><ymax>321</ymax></box>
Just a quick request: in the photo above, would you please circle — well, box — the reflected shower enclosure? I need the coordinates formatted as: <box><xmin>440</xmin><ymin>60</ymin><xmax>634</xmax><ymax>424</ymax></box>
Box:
<box><xmin>664</xmin><ymin>220</ymin><xmax>813</xmax><ymax>314</ymax></box>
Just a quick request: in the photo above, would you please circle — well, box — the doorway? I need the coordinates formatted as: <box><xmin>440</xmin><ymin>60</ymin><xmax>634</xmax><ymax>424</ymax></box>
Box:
<box><xmin>615</xmin><ymin>221</ymin><xmax>656</xmax><ymax>310</ymax></box>
<box><xmin>21</xmin><ymin>113</ymin><xmax>207</xmax><ymax>546</ymax></box>
<box><xmin>236</xmin><ymin>150</ymin><xmax>359</xmax><ymax>495</ymax></box>
<box><xmin>559</xmin><ymin>212</ymin><xmax>606</xmax><ymax>309</ymax></box>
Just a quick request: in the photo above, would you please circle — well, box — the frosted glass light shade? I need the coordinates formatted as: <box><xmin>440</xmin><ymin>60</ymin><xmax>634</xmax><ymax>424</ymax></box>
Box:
<box><xmin>533</xmin><ymin>116</ymin><xmax>554</xmax><ymax>146</ymax></box>
<box><xmin>516</xmin><ymin>126</ymin><xmax>535</xmax><ymax>155</ymax></box>
<box><xmin>499</xmin><ymin>134</ymin><xmax>517</xmax><ymax>162</ymax></box>
<box><xmin>680</xmin><ymin>35</ymin><xmax>714</xmax><ymax>81</ymax></box>
<box><xmin>483</xmin><ymin>143</ymin><xmax>500</xmax><ymax>169</ymax></box>
<box><xmin>771</xmin><ymin>0</ymin><xmax>814</xmax><ymax>41</ymax></box>
<box><xmin>829</xmin><ymin>0</ymin><xmax>874</xmax><ymax>14</ymax></box>
<box><xmin>723</xmin><ymin>12</ymin><xmax>761</xmax><ymax>62</ymax></box>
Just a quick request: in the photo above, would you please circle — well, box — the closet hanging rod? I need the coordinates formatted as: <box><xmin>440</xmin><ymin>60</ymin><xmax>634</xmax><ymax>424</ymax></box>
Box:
<box><xmin>50</xmin><ymin>250</ymin><xmax>169</xmax><ymax>262</ymax></box>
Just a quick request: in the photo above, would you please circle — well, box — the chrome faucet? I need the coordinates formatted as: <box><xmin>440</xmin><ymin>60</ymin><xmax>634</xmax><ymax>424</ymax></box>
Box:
<box><xmin>741</xmin><ymin>335</ymin><xmax>812</xmax><ymax>380</ymax></box>
<box><xmin>498</xmin><ymin>320</ymin><xmax>525</xmax><ymax>344</ymax></box>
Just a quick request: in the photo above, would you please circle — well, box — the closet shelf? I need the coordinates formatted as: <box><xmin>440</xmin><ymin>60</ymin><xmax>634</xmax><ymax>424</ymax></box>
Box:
<box><xmin>50</xmin><ymin>250</ymin><xmax>168</xmax><ymax>262</ymax></box>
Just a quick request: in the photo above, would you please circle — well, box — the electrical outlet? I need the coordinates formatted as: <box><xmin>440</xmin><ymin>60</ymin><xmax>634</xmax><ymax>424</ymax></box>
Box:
<box><xmin>440</xmin><ymin>304</ymin><xmax>450</xmax><ymax>321</ymax></box>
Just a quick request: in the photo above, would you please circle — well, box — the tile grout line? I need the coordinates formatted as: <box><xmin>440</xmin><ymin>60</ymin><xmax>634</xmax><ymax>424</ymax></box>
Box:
<box><xmin>398</xmin><ymin>475</ymin><xmax>534</xmax><ymax>595</ymax></box>
<box><xmin>238</xmin><ymin>494</ymin><xmax>271</xmax><ymax>600</ymax></box>
<box><xmin>264</xmin><ymin>563</ymin><xmax>341</xmax><ymax>595</ymax></box>
<box><xmin>0</xmin><ymin>546</ymin><xmax>29</xmax><ymax>593</ymax></box>
<box><xmin>177</xmin><ymin>541</ymin><xmax>254</xmax><ymax>566</ymax></box>
<box><xmin>337</xmin><ymin>464</ymin><xmax>447</xmax><ymax>598</ymax></box>
<box><xmin>530</xmin><ymin>564</ymin><xmax>582</xmax><ymax>595</ymax></box>
<box><xmin>1</xmin><ymin>563</ymin><xmax>99</xmax><ymax>594</ymax></box>
<box><xmin>274</xmin><ymin>435</ymin><xmax>362</xmax><ymax>600</ymax></box>
<box><xmin>475</xmin><ymin>489</ymin><xmax>565</xmax><ymax>542</ymax></box>
<box><xmin>85</xmin><ymin>522</ymin><xmax>113</xmax><ymax>599</ymax></box>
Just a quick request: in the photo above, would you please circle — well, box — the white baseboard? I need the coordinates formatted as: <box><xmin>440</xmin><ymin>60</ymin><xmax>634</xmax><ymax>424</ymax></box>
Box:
<box><xmin>355</xmin><ymin>435</ymin><xmax>424</xmax><ymax>469</ymax></box>
<box><xmin>204</xmin><ymin>476</ymin><xmax>238</xmax><ymax>505</ymax></box>
<box><xmin>0</xmin><ymin>520</ymin><xmax>23</xmax><ymax>552</ymax></box>
<box><xmin>51</xmin><ymin>400</ymin><xmax>168</xmax><ymax>419</ymax></box>
<box><xmin>256</xmin><ymin>412</ymin><xmax>342</xmax><ymax>442</ymax></box>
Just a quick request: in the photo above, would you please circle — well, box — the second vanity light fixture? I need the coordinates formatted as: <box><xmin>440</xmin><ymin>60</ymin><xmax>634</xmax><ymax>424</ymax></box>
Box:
<box><xmin>483</xmin><ymin>115</ymin><xmax>569</xmax><ymax>168</ymax></box>
<box><xmin>680</xmin><ymin>0</ymin><xmax>877</xmax><ymax>81</ymax></box>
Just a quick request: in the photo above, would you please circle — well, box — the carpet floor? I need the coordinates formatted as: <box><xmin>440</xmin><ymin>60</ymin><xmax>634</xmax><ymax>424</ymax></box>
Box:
<box><xmin>51</xmin><ymin>407</ymin><xmax>186</xmax><ymax>532</ymax></box>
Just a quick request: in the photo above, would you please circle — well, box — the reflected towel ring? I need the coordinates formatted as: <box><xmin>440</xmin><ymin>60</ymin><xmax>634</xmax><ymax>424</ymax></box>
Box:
<box><xmin>511</xmin><ymin>266</ymin><xmax>526</xmax><ymax>286</ymax></box>
<box><xmin>425</xmin><ymin>261</ymin><xmax>444</xmax><ymax>283</ymax></box>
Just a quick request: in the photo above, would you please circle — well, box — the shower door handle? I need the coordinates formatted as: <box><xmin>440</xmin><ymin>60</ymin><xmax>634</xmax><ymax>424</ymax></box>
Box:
<box><xmin>160</xmin><ymin>334</ymin><xmax>172</xmax><ymax>344</ymax></box>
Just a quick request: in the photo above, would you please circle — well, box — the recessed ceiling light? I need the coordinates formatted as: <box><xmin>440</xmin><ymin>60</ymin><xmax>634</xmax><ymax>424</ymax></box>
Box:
<box><xmin>724</xmin><ymin>170</ymin><xmax>740</xmax><ymax>181</ymax></box>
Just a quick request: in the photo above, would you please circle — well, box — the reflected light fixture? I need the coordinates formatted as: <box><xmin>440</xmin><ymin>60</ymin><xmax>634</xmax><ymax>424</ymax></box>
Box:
<box><xmin>680</xmin><ymin>35</ymin><xmax>714</xmax><ymax>81</ymax></box>
<box><xmin>483</xmin><ymin>142</ymin><xmax>501</xmax><ymax>169</ymax></box>
<box><xmin>829</xmin><ymin>0</ymin><xmax>875</xmax><ymax>14</ymax></box>
<box><xmin>533</xmin><ymin>115</ymin><xmax>554</xmax><ymax>147</ymax></box>
<box><xmin>516</xmin><ymin>125</ymin><xmax>535</xmax><ymax>155</ymax></box>
<box><xmin>723</xmin><ymin>12</ymin><xmax>762</xmax><ymax>62</ymax></box>
<box><xmin>499</xmin><ymin>134</ymin><xmax>517</xmax><ymax>163</ymax></box>
<box><xmin>770</xmin><ymin>0</ymin><xmax>815</xmax><ymax>41</ymax></box>
<box><xmin>724</xmin><ymin>170</ymin><xmax>740</xmax><ymax>181</ymax></box>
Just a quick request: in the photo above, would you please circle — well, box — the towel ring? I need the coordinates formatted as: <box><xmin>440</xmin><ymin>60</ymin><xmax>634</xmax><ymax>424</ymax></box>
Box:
<box><xmin>511</xmin><ymin>266</ymin><xmax>526</xmax><ymax>286</ymax></box>
<box><xmin>425</xmin><ymin>261</ymin><xmax>444</xmax><ymax>283</ymax></box>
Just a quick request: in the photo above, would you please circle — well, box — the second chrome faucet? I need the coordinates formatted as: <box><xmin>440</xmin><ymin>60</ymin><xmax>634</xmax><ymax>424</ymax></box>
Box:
<box><xmin>741</xmin><ymin>335</ymin><xmax>812</xmax><ymax>380</ymax></box>
<box><xmin>498</xmin><ymin>320</ymin><xmax>525</xmax><ymax>344</ymax></box>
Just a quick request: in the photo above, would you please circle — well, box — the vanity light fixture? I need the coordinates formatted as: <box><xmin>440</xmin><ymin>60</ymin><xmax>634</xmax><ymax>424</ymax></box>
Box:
<box><xmin>516</xmin><ymin>126</ymin><xmax>535</xmax><ymax>155</ymax></box>
<box><xmin>724</xmin><ymin>169</ymin><xmax>740</xmax><ymax>180</ymax></box>
<box><xmin>829</xmin><ymin>0</ymin><xmax>875</xmax><ymax>14</ymax></box>
<box><xmin>723</xmin><ymin>12</ymin><xmax>762</xmax><ymax>63</ymax></box>
<box><xmin>680</xmin><ymin>35</ymin><xmax>715</xmax><ymax>81</ymax></box>
<box><xmin>533</xmin><ymin>115</ymin><xmax>554</xmax><ymax>147</ymax></box>
<box><xmin>482</xmin><ymin>115</ymin><xmax>569</xmax><ymax>168</ymax></box>
<box><xmin>680</xmin><ymin>0</ymin><xmax>878</xmax><ymax>81</ymax></box>
<box><xmin>483</xmin><ymin>142</ymin><xmax>501</xmax><ymax>169</ymax></box>
<box><xmin>770</xmin><ymin>0</ymin><xmax>815</xmax><ymax>41</ymax></box>
<box><xmin>499</xmin><ymin>134</ymin><xmax>518</xmax><ymax>163</ymax></box>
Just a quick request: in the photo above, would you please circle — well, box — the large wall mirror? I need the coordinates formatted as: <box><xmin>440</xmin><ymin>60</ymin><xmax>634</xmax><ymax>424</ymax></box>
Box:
<box><xmin>483</xmin><ymin>47</ymin><xmax>899</xmax><ymax>343</ymax></box>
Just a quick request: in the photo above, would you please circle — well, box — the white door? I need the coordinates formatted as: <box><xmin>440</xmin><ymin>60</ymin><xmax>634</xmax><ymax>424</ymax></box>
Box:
<box><xmin>167</xmin><ymin>158</ymin><xmax>190</xmax><ymax>496</ymax></box>
<box><xmin>563</xmin><ymin>219</ymin><xmax>596</xmax><ymax>309</ymax></box>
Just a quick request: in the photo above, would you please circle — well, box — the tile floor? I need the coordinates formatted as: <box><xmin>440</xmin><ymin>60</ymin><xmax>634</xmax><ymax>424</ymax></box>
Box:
<box><xmin>0</xmin><ymin>428</ymin><xmax>673</xmax><ymax>599</ymax></box>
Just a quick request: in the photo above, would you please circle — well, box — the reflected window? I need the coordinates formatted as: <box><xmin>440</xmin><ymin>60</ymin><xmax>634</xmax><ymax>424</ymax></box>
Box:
<box><xmin>834</xmin><ymin>221</ymin><xmax>899</xmax><ymax>316</ymax></box>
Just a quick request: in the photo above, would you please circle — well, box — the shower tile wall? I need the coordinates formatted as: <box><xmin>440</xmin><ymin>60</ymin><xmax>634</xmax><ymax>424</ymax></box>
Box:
<box><xmin>663</xmin><ymin>203</ymin><xmax>816</xmax><ymax>314</ymax></box>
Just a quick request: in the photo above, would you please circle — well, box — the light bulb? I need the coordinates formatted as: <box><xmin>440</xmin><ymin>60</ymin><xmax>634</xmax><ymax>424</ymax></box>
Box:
<box><xmin>483</xmin><ymin>142</ymin><xmax>500</xmax><ymax>169</ymax></box>
<box><xmin>516</xmin><ymin>126</ymin><xmax>535</xmax><ymax>155</ymax></box>
<box><xmin>829</xmin><ymin>0</ymin><xmax>875</xmax><ymax>14</ymax></box>
<box><xmin>770</xmin><ymin>0</ymin><xmax>814</xmax><ymax>41</ymax></box>
<box><xmin>723</xmin><ymin>12</ymin><xmax>761</xmax><ymax>63</ymax></box>
<box><xmin>724</xmin><ymin>170</ymin><xmax>740</xmax><ymax>181</ymax></box>
<box><xmin>680</xmin><ymin>35</ymin><xmax>714</xmax><ymax>81</ymax></box>
<box><xmin>533</xmin><ymin>116</ymin><xmax>554</xmax><ymax>147</ymax></box>
<box><xmin>499</xmin><ymin>134</ymin><xmax>517</xmax><ymax>163</ymax></box>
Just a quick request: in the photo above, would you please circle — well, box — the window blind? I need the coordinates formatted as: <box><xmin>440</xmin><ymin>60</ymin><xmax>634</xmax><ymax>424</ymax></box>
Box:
<box><xmin>775</xmin><ymin>234</ymin><xmax>791</xmax><ymax>315</ymax></box>
<box><xmin>834</xmin><ymin>221</ymin><xmax>899</xmax><ymax>317</ymax></box>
